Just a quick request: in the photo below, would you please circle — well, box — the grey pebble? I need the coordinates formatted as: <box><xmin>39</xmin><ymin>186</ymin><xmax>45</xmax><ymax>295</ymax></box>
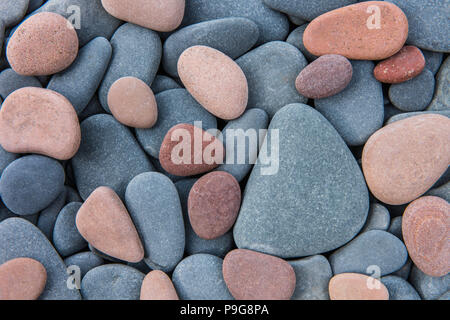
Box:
<box><xmin>89</xmin><ymin>244</ymin><xmax>124</xmax><ymax>264</ymax></box>
<box><xmin>0</xmin><ymin>145</ymin><xmax>18</xmax><ymax>175</ymax></box>
<box><xmin>386</xmin><ymin>110</ymin><xmax>450</xmax><ymax>125</ymax></box>
<box><xmin>53</xmin><ymin>202</ymin><xmax>86</xmax><ymax>257</ymax></box>
<box><xmin>388</xmin><ymin>216</ymin><xmax>403</xmax><ymax>241</ymax></box>
<box><xmin>422</xmin><ymin>50</ymin><xmax>444</xmax><ymax>75</ymax></box>
<box><xmin>426</xmin><ymin>182</ymin><xmax>450</xmax><ymax>203</ymax></box>
<box><xmin>361</xmin><ymin>203</ymin><xmax>390</xmax><ymax>233</ymax></box>
<box><xmin>383</xmin><ymin>104</ymin><xmax>404</xmax><ymax>123</ymax></box>
<box><xmin>427</xmin><ymin>56</ymin><xmax>449</xmax><ymax>111</ymax></box>
<box><xmin>288</xmin><ymin>15</ymin><xmax>306</xmax><ymax>26</ymax></box>
<box><xmin>0</xmin><ymin>68</ymin><xmax>42</xmax><ymax>100</ymax></box>
<box><xmin>27</xmin><ymin>0</ymin><xmax>44</xmax><ymax>13</ymax></box>
<box><xmin>286</xmin><ymin>24</ymin><xmax>317</xmax><ymax>62</ymax></box>
<box><xmin>65</xmin><ymin>185</ymin><xmax>82</xmax><ymax>204</ymax></box>
<box><xmin>64</xmin><ymin>251</ymin><xmax>104</xmax><ymax>278</ymax></box>
<box><xmin>0</xmin><ymin>202</ymin><xmax>38</xmax><ymax>225</ymax></box>
<box><xmin>381</xmin><ymin>276</ymin><xmax>421</xmax><ymax>300</ymax></box>
<box><xmin>0</xmin><ymin>19</ymin><xmax>4</xmax><ymax>54</ymax></box>
<box><xmin>392</xmin><ymin>258</ymin><xmax>412</xmax><ymax>280</ymax></box>
<box><xmin>0</xmin><ymin>0</ymin><xmax>29</xmax><ymax>27</ymax></box>
<box><xmin>37</xmin><ymin>189</ymin><xmax>67</xmax><ymax>239</ymax></box>
<box><xmin>150</xmin><ymin>75</ymin><xmax>181</xmax><ymax>94</ymax></box>
<box><xmin>409</xmin><ymin>265</ymin><xmax>450</xmax><ymax>300</ymax></box>
<box><xmin>78</xmin><ymin>95</ymin><xmax>105</xmax><ymax>121</ymax></box>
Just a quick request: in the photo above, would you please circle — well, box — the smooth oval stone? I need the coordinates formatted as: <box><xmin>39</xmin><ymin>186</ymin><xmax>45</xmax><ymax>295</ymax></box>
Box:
<box><xmin>180</xmin><ymin>0</ymin><xmax>289</xmax><ymax>45</ymax></box>
<box><xmin>98</xmin><ymin>23</ymin><xmax>161</xmax><ymax>113</ymax></box>
<box><xmin>0</xmin><ymin>218</ymin><xmax>81</xmax><ymax>299</ymax></box>
<box><xmin>361</xmin><ymin>203</ymin><xmax>391</xmax><ymax>233</ymax></box>
<box><xmin>304</xmin><ymin>2</ymin><xmax>408</xmax><ymax>60</ymax></box>
<box><xmin>286</xmin><ymin>24</ymin><xmax>318</xmax><ymax>62</ymax></box>
<box><xmin>0</xmin><ymin>146</ymin><xmax>18</xmax><ymax>176</ymax></box>
<box><xmin>295</xmin><ymin>54</ymin><xmax>352</xmax><ymax>99</ymax></box>
<box><xmin>172</xmin><ymin>254</ymin><xmax>233</xmax><ymax>300</ymax></box>
<box><xmin>0</xmin><ymin>155</ymin><xmax>65</xmax><ymax>215</ymax></box>
<box><xmin>234</xmin><ymin>104</ymin><xmax>369</xmax><ymax>258</ymax></box>
<box><xmin>7</xmin><ymin>12</ymin><xmax>78</xmax><ymax>76</ymax></box>
<box><xmin>159</xmin><ymin>123</ymin><xmax>225</xmax><ymax>177</ymax></box>
<box><xmin>236</xmin><ymin>41</ymin><xmax>307</xmax><ymax>118</ymax></box>
<box><xmin>47</xmin><ymin>37</ymin><xmax>112</xmax><ymax>115</ymax></box>
<box><xmin>72</xmin><ymin>114</ymin><xmax>154</xmax><ymax>200</ymax></box>
<box><xmin>125</xmin><ymin>172</ymin><xmax>185</xmax><ymax>272</ymax></box>
<box><xmin>374</xmin><ymin>46</ymin><xmax>426</xmax><ymax>84</ymax></box>
<box><xmin>150</xmin><ymin>75</ymin><xmax>180</xmax><ymax>94</ymax></box>
<box><xmin>402</xmin><ymin>196</ymin><xmax>449</xmax><ymax>277</ymax></box>
<box><xmin>381</xmin><ymin>275</ymin><xmax>421</xmax><ymax>300</ymax></box>
<box><xmin>223</xmin><ymin>249</ymin><xmax>295</xmax><ymax>300</ymax></box>
<box><xmin>76</xmin><ymin>186</ymin><xmax>145</xmax><ymax>263</ymax></box>
<box><xmin>64</xmin><ymin>251</ymin><xmax>104</xmax><ymax>278</ymax></box>
<box><xmin>329</xmin><ymin>230</ymin><xmax>408</xmax><ymax>276</ymax></box>
<box><xmin>140</xmin><ymin>270</ymin><xmax>179</xmax><ymax>300</ymax></box>
<box><xmin>37</xmin><ymin>189</ymin><xmax>67</xmax><ymax>239</ymax></box>
<box><xmin>423</xmin><ymin>50</ymin><xmax>444</xmax><ymax>75</ymax></box>
<box><xmin>0</xmin><ymin>0</ymin><xmax>29</xmax><ymax>27</ymax></box>
<box><xmin>136</xmin><ymin>89</ymin><xmax>217</xmax><ymax>159</ymax></box>
<box><xmin>188</xmin><ymin>171</ymin><xmax>241</xmax><ymax>240</ymax></box>
<box><xmin>329</xmin><ymin>273</ymin><xmax>389</xmax><ymax>300</ymax></box>
<box><xmin>362</xmin><ymin>114</ymin><xmax>450</xmax><ymax>205</ymax></box>
<box><xmin>386</xmin><ymin>0</ymin><xmax>449</xmax><ymax>52</ymax></box>
<box><xmin>163</xmin><ymin>17</ymin><xmax>259</xmax><ymax>78</ymax></box>
<box><xmin>101</xmin><ymin>0</ymin><xmax>184</xmax><ymax>32</ymax></box>
<box><xmin>82</xmin><ymin>264</ymin><xmax>144</xmax><ymax>300</ymax></box>
<box><xmin>0</xmin><ymin>87</ymin><xmax>81</xmax><ymax>160</ymax></box>
<box><xmin>108</xmin><ymin>77</ymin><xmax>158</xmax><ymax>129</ymax></box>
<box><xmin>289</xmin><ymin>255</ymin><xmax>332</xmax><ymax>300</ymax></box>
<box><xmin>53</xmin><ymin>202</ymin><xmax>86</xmax><ymax>257</ymax></box>
<box><xmin>427</xmin><ymin>57</ymin><xmax>449</xmax><ymax>111</ymax></box>
<box><xmin>410</xmin><ymin>265</ymin><xmax>450</xmax><ymax>300</ymax></box>
<box><xmin>0</xmin><ymin>68</ymin><xmax>42</xmax><ymax>100</ymax></box>
<box><xmin>388</xmin><ymin>69</ymin><xmax>435</xmax><ymax>112</ymax></box>
<box><xmin>178</xmin><ymin>45</ymin><xmax>248</xmax><ymax>120</ymax></box>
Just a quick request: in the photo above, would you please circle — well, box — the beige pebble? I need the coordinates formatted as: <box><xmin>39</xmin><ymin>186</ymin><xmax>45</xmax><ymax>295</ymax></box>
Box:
<box><xmin>140</xmin><ymin>270</ymin><xmax>179</xmax><ymax>300</ymax></box>
<box><xmin>329</xmin><ymin>273</ymin><xmax>389</xmax><ymax>300</ymax></box>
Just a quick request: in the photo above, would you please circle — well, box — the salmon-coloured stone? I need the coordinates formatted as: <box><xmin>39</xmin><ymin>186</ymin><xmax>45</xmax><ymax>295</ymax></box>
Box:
<box><xmin>0</xmin><ymin>258</ymin><xmax>47</xmax><ymax>300</ymax></box>
<box><xmin>188</xmin><ymin>171</ymin><xmax>241</xmax><ymax>240</ymax></box>
<box><xmin>6</xmin><ymin>12</ymin><xmax>79</xmax><ymax>76</ymax></box>
<box><xmin>0</xmin><ymin>87</ymin><xmax>81</xmax><ymax>161</ymax></box>
<box><xmin>362</xmin><ymin>114</ymin><xmax>450</xmax><ymax>205</ymax></box>
<box><xmin>223</xmin><ymin>249</ymin><xmax>296</xmax><ymax>300</ymax></box>
<box><xmin>159</xmin><ymin>123</ymin><xmax>225</xmax><ymax>177</ymax></box>
<box><xmin>402</xmin><ymin>196</ymin><xmax>450</xmax><ymax>277</ymax></box>
<box><xmin>303</xmin><ymin>1</ymin><xmax>408</xmax><ymax>60</ymax></box>
<box><xmin>76</xmin><ymin>187</ymin><xmax>145</xmax><ymax>263</ymax></box>
<box><xmin>140</xmin><ymin>270</ymin><xmax>179</xmax><ymax>300</ymax></box>
<box><xmin>108</xmin><ymin>77</ymin><xmax>158</xmax><ymax>129</ymax></box>
<box><xmin>329</xmin><ymin>273</ymin><xmax>389</xmax><ymax>300</ymax></box>
<box><xmin>374</xmin><ymin>46</ymin><xmax>426</xmax><ymax>84</ymax></box>
<box><xmin>101</xmin><ymin>0</ymin><xmax>185</xmax><ymax>32</ymax></box>
<box><xmin>178</xmin><ymin>45</ymin><xmax>248</xmax><ymax>120</ymax></box>
<box><xmin>295</xmin><ymin>54</ymin><xmax>352</xmax><ymax>99</ymax></box>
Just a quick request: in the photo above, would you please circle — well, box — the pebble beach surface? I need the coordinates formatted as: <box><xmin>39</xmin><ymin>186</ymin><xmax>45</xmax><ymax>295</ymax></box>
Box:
<box><xmin>0</xmin><ymin>0</ymin><xmax>448</xmax><ymax>301</ymax></box>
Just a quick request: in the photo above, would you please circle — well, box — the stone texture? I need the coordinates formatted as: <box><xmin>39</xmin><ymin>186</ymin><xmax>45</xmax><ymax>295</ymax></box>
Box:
<box><xmin>140</xmin><ymin>270</ymin><xmax>179</xmax><ymax>300</ymax></box>
<box><xmin>329</xmin><ymin>273</ymin><xmax>389</xmax><ymax>300</ymax></box>
<box><xmin>150</xmin><ymin>75</ymin><xmax>180</xmax><ymax>94</ymax></box>
<box><xmin>64</xmin><ymin>251</ymin><xmax>104</xmax><ymax>278</ymax></box>
<box><xmin>361</xmin><ymin>203</ymin><xmax>391</xmax><ymax>233</ymax></box>
<box><xmin>427</xmin><ymin>57</ymin><xmax>449</xmax><ymax>111</ymax></box>
<box><xmin>0</xmin><ymin>0</ymin><xmax>29</xmax><ymax>27</ymax></box>
<box><xmin>37</xmin><ymin>189</ymin><xmax>67</xmax><ymax>239</ymax></box>
<box><xmin>409</xmin><ymin>265</ymin><xmax>450</xmax><ymax>300</ymax></box>
<box><xmin>53</xmin><ymin>202</ymin><xmax>86</xmax><ymax>257</ymax></box>
<box><xmin>286</xmin><ymin>24</ymin><xmax>317</xmax><ymax>62</ymax></box>
<box><xmin>0</xmin><ymin>68</ymin><xmax>42</xmax><ymax>100</ymax></box>
<box><xmin>0</xmin><ymin>146</ymin><xmax>18</xmax><ymax>176</ymax></box>
<box><xmin>381</xmin><ymin>275</ymin><xmax>421</xmax><ymax>300</ymax></box>
<box><xmin>423</xmin><ymin>50</ymin><xmax>444</xmax><ymax>75</ymax></box>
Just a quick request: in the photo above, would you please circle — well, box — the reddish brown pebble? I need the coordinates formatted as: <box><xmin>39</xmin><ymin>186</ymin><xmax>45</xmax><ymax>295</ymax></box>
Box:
<box><xmin>140</xmin><ymin>270</ymin><xmax>179</xmax><ymax>300</ymax></box>
<box><xmin>329</xmin><ymin>273</ymin><xmax>389</xmax><ymax>300</ymax></box>
<box><xmin>303</xmin><ymin>1</ymin><xmax>408</xmax><ymax>60</ymax></box>
<box><xmin>188</xmin><ymin>171</ymin><xmax>241</xmax><ymax>240</ymax></box>
<box><xmin>374</xmin><ymin>46</ymin><xmax>426</xmax><ymax>84</ymax></box>
<box><xmin>178</xmin><ymin>45</ymin><xmax>248</xmax><ymax>120</ymax></box>
<box><xmin>0</xmin><ymin>258</ymin><xmax>47</xmax><ymax>300</ymax></box>
<box><xmin>101</xmin><ymin>0</ymin><xmax>185</xmax><ymax>32</ymax></box>
<box><xmin>295</xmin><ymin>54</ymin><xmax>352</xmax><ymax>99</ymax></box>
<box><xmin>76</xmin><ymin>187</ymin><xmax>145</xmax><ymax>263</ymax></box>
<box><xmin>0</xmin><ymin>87</ymin><xmax>81</xmax><ymax>160</ymax></box>
<box><xmin>362</xmin><ymin>114</ymin><xmax>450</xmax><ymax>205</ymax></box>
<box><xmin>402</xmin><ymin>196</ymin><xmax>450</xmax><ymax>277</ymax></box>
<box><xmin>6</xmin><ymin>12</ymin><xmax>79</xmax><ymax>76</ymax></box>
<box><xmin>159</xmin><ymin>123</ymin><xmax>225</xmax><ymax>177</ymax></box>
<box><xmin>108</xmin><ymin>77</ymin><xmax>158</xmax><ymax>129</ymax></box>
<box><xmin>222</xmin><ymin>249</ymin><xmax>296</xmax><ymax>300</ymax></box>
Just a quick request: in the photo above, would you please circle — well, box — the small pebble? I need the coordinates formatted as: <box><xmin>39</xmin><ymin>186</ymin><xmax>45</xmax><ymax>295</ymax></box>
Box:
<box><xmin>329</xmin><ymin>273</ymin><xmax>389</xmax><ymax>300</ymax></box>
<box><xmin>37</xmin><ymin>189</ymin><xmax>67</xmax><ymax>239</ymax></box>
<box><xmin>286</xmin><ymin>24</ymin><xmax>317</xmax><ymax>62</ymax></box>
<box><xmin>140</xmin><ymin>270</ymin><xmax>179</xmax><ymax>300</ymax></box>
<box><xmin>64</xmin><ymin>251</ymin><xmax>104</xmax><ymax>278</ymax></box>
<box><xmin>361</xmin><ymin>203</ymin><xmax>391</xmax><ymax>233</ymax></box>
<box><xmin>409</xmin><ymin>265</ymin><xmax>450</xmax><ymax>300</ymax></box>
<box><xmin>381</xmin><ymin>275</ymin><xmax>421</xmax><ymax>300</ymax></box>
<box><xmin>53</xmin><ymin>202</ymin><xmax>86</xmax><ymax>257</ymax></box>
<box><xmin>427</xmin><ymin>57</ymin><xmax>449</xmax><ymax>111</ymax></box>
<box><xmin>422</xmin><ymin>50</ymin><xmax>444</xmax><ymax>75</ymax></box>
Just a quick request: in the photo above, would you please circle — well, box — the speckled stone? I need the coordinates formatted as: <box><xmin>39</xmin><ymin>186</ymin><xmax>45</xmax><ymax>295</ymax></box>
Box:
<box><xmin>81</xmin><ymin>264</ymin><xmax>144</xmax><ymax>300</ymax></box>
<box><xmin>0</xmin><ymin>145</ymin><xmax>18</xmax><ymax>176</ymax></box>
<box><xmin>234</xmin><ymin>104</ymin><xmax>369</xmax><ymax>258</ymax></box>
<box><xmin>0</xmin><ymin>257</ymin><xmax>46</xmax><ymax>300</ymax></box>
<box><xmin>409</xmin><ymin>265</ymin><xmax>450</xmax><ymax>300</ymax></box>
<box><xmin>329</xmin><ymin>273</ymin><xmax>389</xmax><ymax>300</ymax></box>
<box><xmin>53</xmin><ymin>202</ymin><xmax>86</xmax><ymax>257</ymax></box>
<box><xmin>362</xmin><ymin>114</ymin><xmax>450</xmax><ymax>205</ymax></box>
<box><xmin>64</xmin><ymin>251</ymin><xmax>104</xmax><ymax>278</ymax></box>
<box><xmin>172</xmin><ymin>254</ymin><xmax>233</xmax><ymax>300</ymax></box>
<box><xmin>361</xmin><ymin>203</ymin><xmax>391</xmax><ymax>233</ymax></box>
<box><xmin>140</xmin><ymin>270</ymin><xmax>179</xmax><ymax>300</ymax></box>
<box><xmin>98</xmin><ymin>23</ymin><xmax>161</xmax><ymax>113</ymax></box>
<box><xmin>286</xmin><ymin>24</ymin><xmax>317</xmax><ymax>62</ymax></box>
<box><xmin>0</xmin><ymin>68</ymin><xmax>42</xmax><ymax>100</ymax></box>
<box><xmin>329</xmin><ymin>230</ymin><xmax>408</xmax><ymax>276</ymax></box>
<box><xmin>422</xmin><ymin>50</ymin><xmax>444</xmax><ymax>75</ymax></box>
<box><xmin>151</xmin><ymin>75</ymin><xmax>180</xmax><ymax>94</ymax></box>
<box><xmin>72</xmin><ymin>114</ymin><xmax>154</xmax><ymax>200</ymax></box>
<box><xmin>0</xmin><ymin>0</ymin><xmax>29</xmax><ymax>27</ymax></box>
<box><xmin>37</xmin><ymin>189</ymin><xmax>67</xmax><ymax>239</ymax></box>
<box><xmin>0</xmin><ymin>87</ymin><xmax>81</xmax><ymax>160</ymax></box>
<box><xmin>381</xmin><ymin>275</ymin><xmax>421</xmax><ymax>300</ymax></box>
<box><xmin>289</xmin><ymin>255</ymin><xmax>332</xmax><ymax>300</ymax></box>
<box><xmin>427</xmin><ymin>57</ymin><xmax>449</xmax><ymax>111</ymax></box>
<box><xmin>236</xmin><ymin>41</ymin><xmax>308</xmax><ymax>118</ymax></box>
<box><xmin>315</xmin><ymin>60</ymin><xmax>384</xmax><ymax>146</ymax></box>
<box><xmin>125</xmin><ymin>172</ymin><xmax>185</xmax><ymax>272</ymax></box>
<box><xmin>163</xmin><ymin>17</ymin><xmax>259</xmax><ymax>78</ymax></box>
<box><xmin>0</xmin><ymin>218</ymin><xmax>81</xmax><ymax>299</ymax></box>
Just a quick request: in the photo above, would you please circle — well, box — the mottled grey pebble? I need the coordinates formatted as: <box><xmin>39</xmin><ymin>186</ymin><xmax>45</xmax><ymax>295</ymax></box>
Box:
<box><xmin>0</xmin><ymin>68</ymin><xmax>42</xmax><ymax>100</ymax></box>
<box><xmin>422</xmin><ymin>50</ymin><xmax>444</xmax><ymax>75</ymax></box>
<box><xmin>361</xmin><ymin>203</ymin><xmax>390</xmax><ymax>233</ymax></box>
<box><xmin>381</xmin><ymin>276</ymin><xmax>421</xmax><ymax>300</ymax></box>
<box><xmin>37</xmin><ymin>189</ymin><xmax>67</xmax><ymax>239</ymax></box>
<box><xmin>388</xmin><ymin>216</ymin><xmax>403</xmax><ymax>241</ymax></box>
<box><xmin>409</xmin><ymin>265</ymin><xmax>450</xmax><ymax>300</ymax></box>
<box><xmin>426</xmin><ymin>182</ymin><xmax>450</xmax><ymax>203</ymax></box>
<box><xmin>150</xmin><ymin>75</ymin><xmax>180</xmax><ymax>94</ymax></box>
<box><xmin>65</xmin><ymin>185</ymin><xmax>82</xmax><ymax>204</ymax></box>
<box><xmin>0</xmin><ymin>0</ymin><xmax>29</xmax><ymax>27</ymax></box>
<box><xmin>78</xmin><ymin>95</ymin><xmax>104</xmax><ymax>121</ymax></box>
<box><xmin>288</xmin><ymin>15</ymin><xmax>306</xmax><ymax>26</ymax></box>
<box><xmin>53</xmin><ymin>202</ymin><xmax>86</xmax><ymax>257</ymax></box>
<box><xmin>427</xmin><ymin>57</ymin><xmax>449</xmax><ymax>111</ymax></box>
<box><xmin>0</xmin><ymin>202</ymin><xmax>38</xmax><ymax>225</ymax></box>
<box><xmin>0</xmin><ymin>145</ymin><xmax>18</xmax><ymax>175</ymax></box>
<box><xmin>64</xmin><ymin>251</ymin><xmax>104</xmax><ymax>278</ymax></box>
<box><xmin>286</xmin><ymin>24</ymin><xmax>317</xmax><ymax>62</ymax></box>
<box><xmin>386</xmin><ymin>110</ymin><xmax>450</xmax><ymax>125</ymax></box>
<box><xmin>392</xmin><ymin>258</ymin><xmax>412</xmax><ymax>280</ymax></box>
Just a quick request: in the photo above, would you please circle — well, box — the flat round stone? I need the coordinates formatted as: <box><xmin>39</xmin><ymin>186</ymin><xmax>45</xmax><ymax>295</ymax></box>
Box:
<box><xmin>329</xmin><ymin>273</ymin><xmax>389</xmax><ymax>300</ymax></box>
<box><xmin>140</xmin><ymin>270</ymin><xmax>179</xmax><ymax>300</ymax></box>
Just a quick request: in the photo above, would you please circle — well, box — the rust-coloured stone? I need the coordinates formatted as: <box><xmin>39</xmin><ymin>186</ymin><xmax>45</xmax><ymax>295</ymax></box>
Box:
<box><xmin>374</xmin><ymin>46</ymin><xmax>426</xmax><ymax>84</ymax></box>
<box><xmin>0</xmin><ymin>87</ymin><xmax>81</xmax><ymax>160</ymax></box>
<box><xmin>295</xmin><ymin>54</ymin><xmax>352</xmax><ymax>99</ymax></box>
<box><xmin>222</xmin><ymin>249</ymin><xmax>296</xmax><ymax>300</ymax></box>
<box><xmin>402</xmin><ymin>196</ymin><xmax>449</xmax><ymax>277</ymax></box>
<box><xmin>303</xmin><ymin>1</ymin><xmax>408</xmax><ymax>60</ymax></box>
<box><xmin>188</xmin><ymin>171</ymin><xmax>241</xmax><ymax>240</ymax></box>
<box><xmin>329</xmin><ymin>273</ymin><xmax>389</xmax><ymax>300</ymax></box>
<box><xmin>6</xmin><ymin>12</ymin><xmax>79</xmax><ymax>76</ymax></box>
<box><xmin>159</xmin><ymin>123</ymin><xmax>225</xmax><ymax>177</ymax></box>
<box><xmin>140</xmin><ymin>270</ymin><xmax>179</xmax><ymax>300</ymax></box>
<box><xmin>362</xmin><ymin>114</ymin><xmax>450</xmax><ymax>205</ymax></box>
<box><xmin>0</xmin><ymin>258</ymin><xmax>47</xmax><ymax>300</ymax></box>
<box><xmin>76</xmin><ymin>187</ymin><xmax>145</xmax><ymax>263</ymax></box>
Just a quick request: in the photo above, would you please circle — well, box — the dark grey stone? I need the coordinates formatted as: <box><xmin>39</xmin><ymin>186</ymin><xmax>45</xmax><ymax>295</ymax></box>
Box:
<box><xmin>0</xmin><ymin>145</ymin><xmax>18</xmax><ymax>175</ymax></box>
<box><xmin>361</xmin><ymin>203</ymin><xmax>390</xmax><ymax>233</ymax></box>
<box><xmin>89</xmin><ymin>243</ymin><xmax>124</xmax><ymax>263</ymax></box>
<box><xmin>426</xmin><ymin>182</ymin><xmax>450</xmax><ymax>203</ymax></box>
<box><xmin>422</xmin><ymin>50</ymin><xmax>444</xmax><ymax>75</ymax></box>
<box><xmin>0</xmin><ymin>0</ymin><xmax>29</xmax><ymax>27</ymax></box>
<box><xmin>27</xmin><ymin>0</ymin><xmax>44</xmax><ymax>13</ymax></box>
<box><xmin>286</xmin><ymin>24</ymin><xmax>318</xmax><ymax>62</ymax></box>
<box><xmin>392</xmin><ymin>258</ymin><xmax>412</xmax><ymax>280</ymax></box>
<box><xmin>150</xmin><ymin>156</ymin><xmax>184</xmax><ymax>183</ymax></box>
<box><xmin>0</xmin><ymin>201</ymin><xmax>38</xmax><ymax>225</ymax></box>
<box><xmin>37</xmin><ymin>189</ymin><xmax>67</xmax><ymax>239</ymax></box>
<box><xmin>0</xmin><ymin>19</ymin><xmax>4</xmax><ymax>54</ymax></box>
<box><xmin>65</xmin><ymin>185</ymin><xmax>82</xmax><ymax>204</ymax></box>
<box><xmin>53</xmin><ymin>202</ymin><xmax>86</xmax><ymax>257</ymax></box>
<box><xmin>439</xmin><ymin>291</ymin><xmax>450</xmax><ymax>300</ymax></box>
<box><xmin>150</xmin><ymin>75</ymin><xmax>180</xmax><ymax>94</ymax></box>
<box><xmin>64</xmin><ymin>251</ymin><xmax>104</xmax><ymax>278</ymax></box>
<box><xmin>78</xmin><ymin>95</ymin><xmax>105</xmax><ymax>121</ymax></box>
<box><xmin>381</xmin><ymin>276</ymin><xmax>421</xmax><ymax>300</ymax></box>
<box><xmin>0</xmin><ymin>68</ymin><xmax>42</xmax><ymax>100</ymax></box>
<box><xmin>288</xmin><ymin>15</ymin><xmax>306</xmax><ymax>26</ymax></box>
<box><xmin>427</xmin><ymin>57</ymin><xmax>449</xmax><ymax>111</ymax></box>
<box><xmin>388</xmin><ymin>216</ymin><xmax>403</xmax><ymax>241</ymax></box>
<box><xmin>383</xmin><ymin>104</ymin><xmax>404</xmax><ymax>123</ymax></box>
<box><xmin>410</xmin><ymin>265</ymin><xmax>450</xmax><ymax>300</ymax></box>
